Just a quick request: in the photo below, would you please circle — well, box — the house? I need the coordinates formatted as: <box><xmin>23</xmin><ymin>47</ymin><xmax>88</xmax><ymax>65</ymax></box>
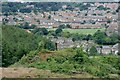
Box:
<box><xmin>51</xmin><ymin>37</ymin><xmax>81</xmax><ymax>49</ymax></box>
<box><xmin>38</xmin><ymin>20</ymin><xmax>56</xmax><ymax>28</ymax></box>
<box><xmin>62</xmin><ymin>5</ymin><xmax>67</xmax><ymax>9</ymax></box>
<box><xmin>106</xmin><ymin>22</ymin><xmax>118</xmax><ymax>36</ymax></box>
<box><xmin>96</xmin><ymin>45</ymin><xmax>112</xmax><ymax>55</ymax></box>
<box><xmin>7</xmin><ymin>16</ymin><xmax>16</xmax><ymax>25</ymax></box>
<box><xmin>80</xmin><ymin>40</ymin><xmax>95</xmax><ymax>52</ymax></box>
<box><xmin>104</xmin><ymin>3</ymin><xmax>118</xmax><ymax>10</ymax></box>
<box><xmin>96</xmin><ymin>46</ymin><xmax>101</xmax><ymax>54</ymax></box>
<box><xmin>26</xmin><ymin>5</ymin><xmax>34</xmax><ymax>8</ymax></box>
<box><xmin>102</xmin><ymin>46</ymin><xmax>112</xmax><ymax>55</ymax></box>
<box><xmin>112</xmin><ymin>43</ymin><xmax>119</xmax><ymax>55</ymax></box>
<box><xmin>71</xmin><ymin>23</ymin><xmax>101</xmax><ymax>29</ymax></box>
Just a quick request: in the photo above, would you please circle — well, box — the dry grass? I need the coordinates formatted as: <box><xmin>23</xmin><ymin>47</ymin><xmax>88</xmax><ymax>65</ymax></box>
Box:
<box><xmin>1</xmin><ymin>67</ymin><xmax>93</xmax><ymax>78</ymax></box>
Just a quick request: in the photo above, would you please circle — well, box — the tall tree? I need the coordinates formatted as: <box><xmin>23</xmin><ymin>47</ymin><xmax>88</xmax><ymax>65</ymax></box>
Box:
<box><xmin>89</xmin><ymin>46</ymin><xmax>98</xmax><ymax>56</ymax></box>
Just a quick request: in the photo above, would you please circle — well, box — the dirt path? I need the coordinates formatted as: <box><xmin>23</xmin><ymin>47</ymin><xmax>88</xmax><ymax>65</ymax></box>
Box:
<box><xmin>0</xmin><ymin>67</ymin><xmax>70</xmax><ymax>78</ymax></box>
<box><xmin>1</xmin><ymin>67</ymin><xmax>51</xmax><ymax>78</ymax></box>
<box><xmin>0</xmin><ymin>67</ymin><xmax>93</xmax><ymax>78</ymax></box>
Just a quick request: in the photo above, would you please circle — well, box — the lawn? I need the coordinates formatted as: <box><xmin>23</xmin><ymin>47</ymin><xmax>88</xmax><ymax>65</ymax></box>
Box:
<box><xmin>48</xmin><ymin>28</ymin><xmax>105</xmax><ymax>35</ymax></box>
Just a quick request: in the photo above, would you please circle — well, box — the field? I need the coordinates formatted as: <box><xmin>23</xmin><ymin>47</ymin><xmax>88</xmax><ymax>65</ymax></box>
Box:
<box><xmin>48</xmin><ymin>28</ymin><xmax>105</xmax><ymax>35</ymax></box>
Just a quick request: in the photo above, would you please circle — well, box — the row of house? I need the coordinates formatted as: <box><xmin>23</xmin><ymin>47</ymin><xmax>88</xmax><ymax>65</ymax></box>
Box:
<box><xmin>8</xmin><ymin>11</ymin><xmax>117</xmax><ymax>33</ymax></box>
<box><xmin>96</xmin><ymin>44</ymin><xmax>119</xmax><ymax>55</ymax></box>
<box><xmin>3</xmin><ymin>3</ymin><xmax>118</xmax><ymax>29</ymax></box>
<box><xmin>106</xmin><ymin>22</ymin><xmax>118</xmax><ymax>36</ymax></box>
<box><xmin>51</xmin><ymin>37</ymin><xmax>119</xmax><ymax>55</ymax></box>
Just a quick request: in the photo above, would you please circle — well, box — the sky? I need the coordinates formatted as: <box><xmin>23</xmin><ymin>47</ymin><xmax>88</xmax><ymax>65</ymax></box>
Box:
<box><xmin>1</xmin><ymin>0</ymin><xmax>119</xmax><ymax>2</ymax></box>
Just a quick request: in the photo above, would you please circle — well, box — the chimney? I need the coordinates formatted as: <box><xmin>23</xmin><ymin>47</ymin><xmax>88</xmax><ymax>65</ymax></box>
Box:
<box><xmin>55</xmin><ymin>43</ymin><xmax>58</xmax><ymax>50</ymax></box>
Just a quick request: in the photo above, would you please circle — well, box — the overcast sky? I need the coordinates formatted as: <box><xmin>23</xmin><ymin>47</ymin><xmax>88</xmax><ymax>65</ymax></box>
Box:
<box><xmin>2</xmin><ymin>0</ymin><xmax>119</xmax><ymax>2</ymax></box>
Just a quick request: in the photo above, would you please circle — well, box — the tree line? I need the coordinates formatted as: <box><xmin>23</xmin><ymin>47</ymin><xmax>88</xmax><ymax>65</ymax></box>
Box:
<box><xmin>31</xmin><ymin>26</ymin><xmax>120</xmax><ymax>45</ymax></box>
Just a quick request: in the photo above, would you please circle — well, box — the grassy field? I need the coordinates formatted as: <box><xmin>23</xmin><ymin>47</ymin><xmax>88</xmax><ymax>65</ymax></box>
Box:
<box><xmin>48</xmin><ymin>28</ymin><xmax>105</xmax><ymax>35</ymax></box>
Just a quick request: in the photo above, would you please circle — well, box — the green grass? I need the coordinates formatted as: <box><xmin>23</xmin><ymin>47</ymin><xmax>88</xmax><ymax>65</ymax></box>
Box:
<box><xmin>48</xmin><ymin>28</ymin><xmax>105</xmax><ymax>35</ymax></box>
<box><xmin>15</xmin><ymin>48</ymin><xmax>119</xmax><ymax>78</ymax></box>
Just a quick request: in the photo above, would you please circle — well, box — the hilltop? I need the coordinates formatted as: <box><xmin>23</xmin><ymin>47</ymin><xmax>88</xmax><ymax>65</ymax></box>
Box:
<box><xmin>11</xmin><ymin>48</ymin><xmax>120</xmax><ymax>78</ymax></box>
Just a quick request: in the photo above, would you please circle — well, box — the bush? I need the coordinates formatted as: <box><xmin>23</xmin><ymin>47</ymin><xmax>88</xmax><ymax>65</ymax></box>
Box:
<box><xmin>73</xmin><ymin>48</ymin><xmax>88</xmax><ymax>64</ymax></box>
<box><xmin>89</xmin><ymin>46</ymin><xmax>99</xmax><ymax>56</ymax></box>
<box><xmin>38</xmin><ymin>38</ymin><xmax>56</xmax><ymax>51</ymax></box>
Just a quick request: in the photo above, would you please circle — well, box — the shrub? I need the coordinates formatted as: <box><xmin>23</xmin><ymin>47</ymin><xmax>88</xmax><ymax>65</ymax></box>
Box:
<box><xmin>73</xmin><ymin>48</ymin><xmax>88</xmax><ymax>64</ymax></box>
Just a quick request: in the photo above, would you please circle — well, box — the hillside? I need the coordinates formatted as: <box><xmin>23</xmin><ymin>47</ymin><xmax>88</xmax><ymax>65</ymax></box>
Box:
<box><xmin>12</xmin><ymin>48</ymin><xmax>120</xmax><ymax>78</ymax></box>
<box><xmin>1</xmin><ymin>25</ymin><xmax>120</xmax><ymax>78</ymax></box>
<box><xmin>2</xmin><ymin>25</ymin><xmax>41</xmax><ymax>67</ymax></box>
<box><xmin>1</xmin><ymin>67</ymin><xmax>94</xmax><ymax>78</ymax></box>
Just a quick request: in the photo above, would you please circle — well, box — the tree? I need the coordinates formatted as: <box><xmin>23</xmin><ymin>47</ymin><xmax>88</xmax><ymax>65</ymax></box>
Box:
<box><xmin>72</xmin><ymin>38</ymin><xmax>76</xmax><ymax>42</ymax></box>
<box><xmin>107</xmin><ymin>20</ymin><xmax>111</xmax><ymax>23</ymax></box>
<box><xmin>89</xmin><ymin>46</ymin><xmax>98</xmax><ymax>56</ymax></box>
<box><xmin>84</xmin><ymin>34</ymin><xmax>93</xmax><ymax>41</ymax></box>
<box><xmin>85</xmin><ymin>13</ymin><xmax>87</xmax><ymax>16</ymax></box>
<box><xmin>93</xmin><ymin>30</ymin><xmax>106</xmax><ymax>44</ymax></box>
<box><xmin>73</xmin><ymin>47</ymin><xmax>88</xmax><ymax>64</ymax></box>
<box><xmin>109</xmin><ymin>33</ymin><xmax>119</xmax><ymax>44</ymax></box>
<box><xmin>20</xmin><ymin>8</ymin><xmax>32</xmax><ymax>13</ymax></box>
<box><xmin>41</xmin><ymin>28</ymin><xmax>49</xmax><ymax>35</ymax></box>
<box><xmin>79</xmin><ymin>3</ymin><xmax>90</xmax><ymax>11</ymax></box>
<box><xmin>33</xmin><ymin>28</ymin><xmax>48</xmax><ymax>35</ymax></box>
<box><xmin>118</xmin><ymin>52</ymin><xmax>120</xmax><ymax>55</ymax></box>
<box><xmin>61</xmin><ymin>32</ymin><xmax>71</xmax><ymax>38</ymax></box>
<box><xmin>33</xmin><ymin>10</ymin><xmax>38</xmax><ymax>15</ymax></box>
<box><xmin>18</xmin><ymin>22</ymin><xmax>29</xmax><ymax>29</ymax></box>
<box><xmin>55</xmin><ymin>28</ymin><xmax>62</xmax><ymax>34</ymax></box>
<box><xmin>116</xmin><ymin>5</ymin><xmax>120</xmax><ymax>12</ymax></box>
<box><xmin>71</xmin><ymin>33</ymin><xmax>80</xmax><ymax>41</ymax></box>
<box><xmin>2</xmin><ymin>18</ymin><xmax>9</xmax><ymax>25</ymax></box>
<box><xmin>97</xmin><ymin>5</ymin><xmax>109</xmax><ymax>10</ymax></box>
<box><xmin>48</xmin><ymin>15</ymin><xmax>51</xmax><ymax>20</ymax></box>
<box><xmin>38</xmin><ymin>38</ymin><xmax>56</xmax><ymax>51</ymax></box>
<box><xmin>58</xmin><ymin>24</ymin><xmax>66</xmax><ymax>29</ymax></box>
<box><xmin>66</xmin><ymin>24</ymin><xmax>71</xmax><ymax>28</ymax></box>
<box><xmin>31</xmin><ymin>24</ymin><xmax>37</xmax><ymax>29</ymax></box>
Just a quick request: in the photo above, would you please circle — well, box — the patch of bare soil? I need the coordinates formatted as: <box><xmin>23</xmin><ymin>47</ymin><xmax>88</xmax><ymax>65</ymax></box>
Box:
<box><xmin>1</xmin><ymin>67</ymin><xmax>41</xmax><ymax>78</ymax></box>
<box><xmin>39</xmin><ymin>52</ymin><xmax>54</xmax><ymax>61</ymax></box>
<box><xmin>0</xmin><ymin>67</ymin><xmax>69</xmax><ymax>78</ymax></box>
<box><xmin>0</xmin><ymin>67</ymin><xmax>93</xmax><ymax>78</ymax></box>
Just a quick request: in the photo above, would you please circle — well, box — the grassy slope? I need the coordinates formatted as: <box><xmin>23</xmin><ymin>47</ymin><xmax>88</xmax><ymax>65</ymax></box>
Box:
<box><xmin>13</xmin><ymin>49</ymin><xmax>120</xmax><ymax>78</ymax></box>
<box><xmin>48</xmin><ymin>28</ymin><xmax>105</xmax><ymax>35</ymax></box>
<box><xmin>63</xmin><ymin>28</ymin><xmax>105</xmax><ymax>35</ymax></box>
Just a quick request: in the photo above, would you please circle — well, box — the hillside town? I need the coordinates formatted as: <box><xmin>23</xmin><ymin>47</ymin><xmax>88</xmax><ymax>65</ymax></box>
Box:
<box><xmin>2</xmin><ymin>2</ymin><xmax>119</xmax><ymax>55</ymax></box>
<box><xmin>1</xmin><ymin>2</ymin><xmax>120</xmax><ymax>78</ymax></box>
<box><xmin>2</xmin><ymin>3</ymin><xmax>118</xmax><ymax>29</ymax></box>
